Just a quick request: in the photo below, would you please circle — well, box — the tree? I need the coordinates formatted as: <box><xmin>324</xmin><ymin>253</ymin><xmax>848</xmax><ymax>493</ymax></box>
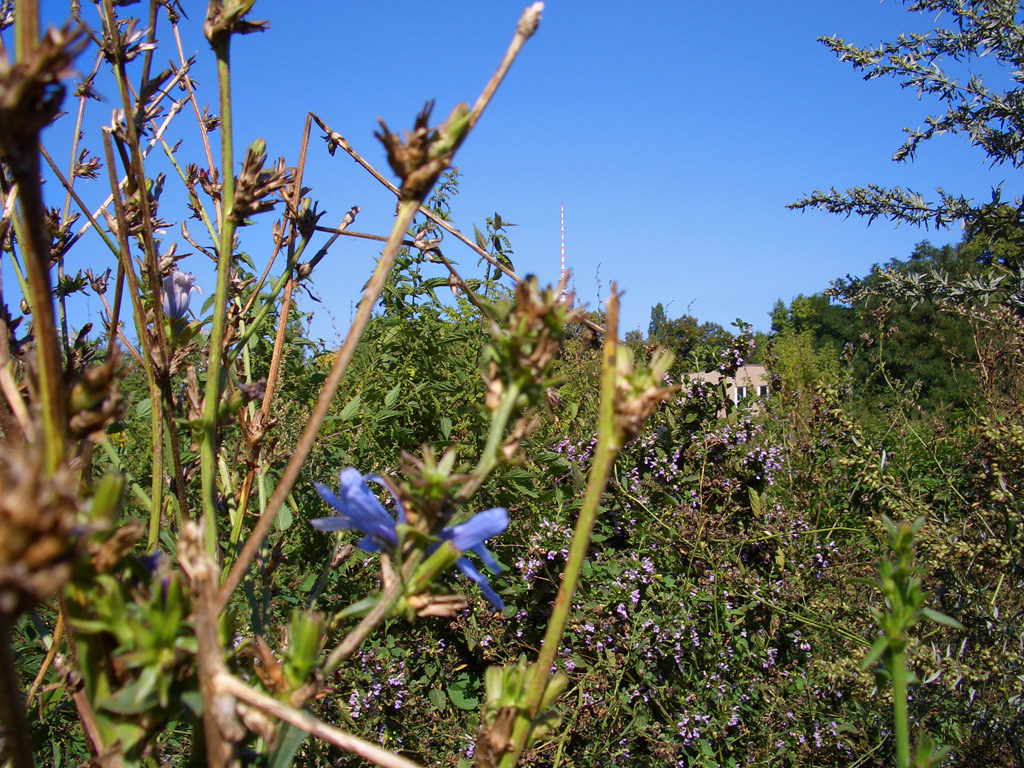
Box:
<box><xmin>646</xmin><ymin>302</ymin><xmax>734</xmax><ymax>360</ymax></box>
<box><xmin>790</xmin><ymin>0</ymin><xmax>1024</xmax><ymax>233</ymax></box>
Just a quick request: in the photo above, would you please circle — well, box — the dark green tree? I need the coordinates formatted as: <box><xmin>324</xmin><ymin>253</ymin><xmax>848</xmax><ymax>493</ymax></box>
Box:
<box><xmin>647</xmin><ymin>302</ymin><xmax>733</xmax><ymax>360</ymax></box>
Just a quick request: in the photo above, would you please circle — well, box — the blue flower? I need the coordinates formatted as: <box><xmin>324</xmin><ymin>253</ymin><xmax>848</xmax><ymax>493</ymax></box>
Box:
<box><xmin>311</xmin><ymin>469</ymin><xmax>508</xmax><ymax>609</ymax></box>
<box><xmin>161</xmin><ymin>269</ymin><xmax>199</xmax><ymax>320</ymax></box>
<box><xmin>434</xmin><ymin>506</ymin><xmax>508</xmax><ymax>610</ymax></box>
<box><xmin>311</xmin><ymin>468</ymin><xmax>402</xmax><ymax>552</ymax></box>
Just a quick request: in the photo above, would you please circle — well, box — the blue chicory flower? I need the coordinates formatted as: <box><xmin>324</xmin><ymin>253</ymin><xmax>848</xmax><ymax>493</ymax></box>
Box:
<box><xmin>311</xmin><ymin>468</ymin><xmax>508</xmax><ymax>609</ymax></box>
<box><xmin>161</xmin><ymin>270</ymin><xmax>199</xmax><ymax>320</ymax></box>
<box><xmin>311</xmin><ymin>468</ymin><xmax>402</xmax><ymax>552</ymax></box>
<box><xmin>435</xmin><ymin>506</ymin><xmax>508</xmax><ymax>610</ymax></box>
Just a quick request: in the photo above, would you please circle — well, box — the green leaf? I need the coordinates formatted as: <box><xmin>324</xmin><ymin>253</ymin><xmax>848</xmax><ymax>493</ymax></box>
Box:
<box><xmin>338</xmin><ymin>394</ymin><xmax>361</xmax><ymax>422</ymax></box>
<box><xmin>440</xmin><ymin>416</ymin><xmax>453</xmax><ymax>440</ymax></box>
<box><xmin>448</xmin><ymin>674</ymin><xmax>480</xmax><ymax>711</ymax></box>
<box><xmin>99</xmin><ymin>674</ymin><xmax>159</xmax><ymax>715</ymax></box>
<box><xmin>474</xmin><ymin>225</ymin><xmax>487</xmax><ymax>251</ymax></box>
<box><xmin>748</xmin><ymin>487</ymin><xmax>763</xmax><ymax>517</ymax></box>
<box><xmin>861</xmin><ymin>636</ymin><xmax>889</xmax><ymax>671</ymax></box>
<box><xmin>384</xmin><ymin>384</ymin><xmax>402</xmax><ymax>408</ymax></box>
<box><xmin>921</xmin><ymin>607</ymin><xmax>965</xmax><ymax>630</ymax></box>
<box><xmin>268</xmin><ymin>724</ymin><xmax>308</xmax><ymax>768</ymax></box>
<box><xmin>277</xmin><ymin>503</ymin><xmax>294</xmax><ymax>531</ymax></box>
<box><xmin>429</xmin><ymin>687</ymin><xmax>448</xmax><ymax>711</ymax></box>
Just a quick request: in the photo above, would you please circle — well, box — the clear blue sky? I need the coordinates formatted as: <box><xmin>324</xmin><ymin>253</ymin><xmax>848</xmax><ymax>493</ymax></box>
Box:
<box><xmin>26</xmin><ymin>1</ymin><xmax>1016</xmax><ymax>342</ymax></box>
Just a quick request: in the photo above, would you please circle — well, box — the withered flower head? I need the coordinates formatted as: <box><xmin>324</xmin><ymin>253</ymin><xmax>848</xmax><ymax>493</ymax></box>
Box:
<box><xmin>73</xmin><ymin>147</ymin><xmax>102</xmax><ymax>180</ymax></box>
<box><xmin>375</xmin><ymin>101</ymin><xmax>471</xmax><ymax>202</ymax></box>
<box><xmin>67</xmin><ymin>347</ymin><xmax>125</xmax><ymax>438</ymax></box>
<box><xmin>204</xmin><ymin>0</ymin><xmax>269</xmax><ymax>44</ymax></box>
<box><xmin>0</xmin><ymin>24</ymin><xmax>87</xmax><ymax>174</ymax></box>
<box><xmin>99</xmin><ymin>16</ymin><xmax>156</xmax><ymax>65</ymax></box>
<box><xmin>0</xmin><ymin>449</ymin><xmax>81</xmax><ymax>617</ymax></box>
<box><xmin>613</xmin><ymin>347</ymin><xmax>677</xmax><ymax>444</ymax></box>
<box><xmin>483</xmin><ymin>274</ymin><xmax>582</xmax><ymax>408</ymax></box>
<box><xmin>229</xmin><ymin>138</ymin><xmax>293</xmax><ymax>225</ymax></box>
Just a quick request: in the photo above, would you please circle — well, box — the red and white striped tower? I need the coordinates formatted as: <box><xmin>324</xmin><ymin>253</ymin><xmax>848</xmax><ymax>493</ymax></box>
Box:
<box><xmin>560</xmin><ymin>203</ymin><xmax>565</xmax><ymax>281</ymax></box>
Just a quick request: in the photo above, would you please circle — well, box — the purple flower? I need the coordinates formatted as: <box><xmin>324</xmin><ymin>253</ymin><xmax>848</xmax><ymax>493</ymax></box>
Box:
<box><xmin>311</xmin><ymin>468</ymin><xmax>508</xmax><ymax>609</ymax></box>
<box><xmin>161</xmin><ymin>270</ymin><xmax>199</xmax><ymax>320</ymax></box>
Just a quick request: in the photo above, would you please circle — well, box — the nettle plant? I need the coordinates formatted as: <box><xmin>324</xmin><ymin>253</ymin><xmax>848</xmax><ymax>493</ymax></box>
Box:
<box><xmin>0</xmin><ymin>2</ymin><xmax>683</xmax><ymax>767</ymax></box>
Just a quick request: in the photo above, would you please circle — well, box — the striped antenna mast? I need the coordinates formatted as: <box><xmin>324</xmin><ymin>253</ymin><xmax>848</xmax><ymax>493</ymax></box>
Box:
<box><xmin>560</xmin><ymin>203</ymin><xmax>565</xmax><ymax>281</ymax></box>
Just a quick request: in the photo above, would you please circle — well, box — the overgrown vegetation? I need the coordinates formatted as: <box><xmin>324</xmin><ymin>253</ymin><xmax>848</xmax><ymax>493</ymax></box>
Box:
<box><xmin>0</xmin><ymin>2</ymin><xmax>1022</xmax><ymax>768</ymax></box>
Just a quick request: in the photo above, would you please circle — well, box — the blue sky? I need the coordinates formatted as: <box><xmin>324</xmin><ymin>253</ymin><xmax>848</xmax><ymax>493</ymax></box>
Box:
<box><xmin>25</xmin><ymin>1</ymin><xmax>1016</xmax><ymax>342</ymax></box>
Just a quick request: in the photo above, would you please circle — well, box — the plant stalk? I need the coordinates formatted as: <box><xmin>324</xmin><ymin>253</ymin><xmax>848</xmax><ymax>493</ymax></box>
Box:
<box><xmin>498</xmin><ymin>292</ymin><xmax>623</xmax><ymax>768</ymax></box>
<box><xmin>201</xmin><ymin>33</ymin><xmax>240</xmax><ymax>559</ymax></box>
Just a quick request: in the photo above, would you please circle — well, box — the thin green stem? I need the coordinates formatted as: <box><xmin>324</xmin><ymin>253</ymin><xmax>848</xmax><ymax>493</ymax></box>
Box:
<box><xmin>892</xmin><ymin>647</ymin><xmax>911</xmax><ymax>768</ymax></box>
<box><xmin>14</xmin><ymin>166</ymin><xmax>66</xmax><ymax>472</ymax></box>
<box><xmin>453</xmin><ymin>378</ymin><xmax>523</xmax><ymax>507</ymax></box>
<box><xmin>201</xmin><ymin>35</ymin><xmax>239</xmax><ymax>559</ymax></box>
<box><xmin>499</xmin><ymin>292</ymin><xmax>623</xmax><ymax>768</ymax></box>
<box><xmin>226</xmin><ymin>235</ymin><xmax>309</xmax><ymax>364</ymax></box>
<box><xmin>101</xmin><ymin>129</ymin><xmax>165</xmax><ymax>547</ymax></box>
<box><xmin>159</xmin><ymin>136</ymin><xmax>219</xmax><ymax>244</ymax></box>
<box><xmin>8</xmin><ymin>2</ymin><xmax>66</xmax><ymax>471</ymax></box>
<box><xmin>97</xmin><ymin>434</ymin><xmax>152</xmax><ymax>511</ymax></box>
<box><xmin>4</xmin><ymin>212</ymin><xmax>32</xmax><ymax>308</ymax></box>
<box><xmin>145</xmin><ymin>377</ymin><xmax>165</xmax><ymax>550</ymax></box>
<box><xmin>319</xmin><ymin>549</ymin><xmax>425</xmax><ymax>682</ymax></box>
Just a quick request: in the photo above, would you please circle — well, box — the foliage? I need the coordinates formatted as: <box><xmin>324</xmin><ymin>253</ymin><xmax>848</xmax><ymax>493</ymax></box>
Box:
<box><xmin>2</xmin><ymin>2</ymin><xmax>1024</xmax><ymax>768</ymax></box>
<box><xmin>790</xmin><ymin>0</ymin><xmax>1024</xmax><ymax>231</ymax></box>
<box><xmin>647</xmin><ymin>302</ymin><xmax>735</xmax><ymax>367</ymax></box>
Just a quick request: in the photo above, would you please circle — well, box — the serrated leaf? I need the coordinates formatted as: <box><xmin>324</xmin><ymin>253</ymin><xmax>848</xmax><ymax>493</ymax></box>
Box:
<box><xmin>748</xmin><ymin>487</ymin><xmax>762</xmax><ymax>518</ymax></box>
<box><xmin>338</xmin><ymin>394</ymin><xmax>361</xmax><ymax>421</ymax></box>
<box><xmin>440</xmin><ymin>416</ymin><xmax>453</xmax><ymax>440</ymax></box>
<box><xmin>384</xmin><ymin>384</ymin><xmax>401</xmax><ymax>408</ymax></box>
<box><xmin>447</xmin><ymin>682</ymin><xmax>479</xmax><ymax>711</ymax></box>
<box><xmin>474</xmin><ymin>225</ymin><xmax>487</xmax><ymax>251</ymax></box>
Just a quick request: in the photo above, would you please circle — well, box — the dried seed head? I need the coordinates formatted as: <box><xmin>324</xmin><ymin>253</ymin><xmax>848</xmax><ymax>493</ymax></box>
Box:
<box><xmin>67</xmin><ymin>347</ymin><xmax>124</xmax><ymax>438</ymax></box>
<box><xmin>375</xmin><ymin>101</ymin><xmax>470</xmax><ymax>201</ymax></box>
<box><xmin>230</xmin><ymin>139</ymin><xmax>294</xmax><ymax>225</ymax></box>
<box><xmin>483</xmin><ymin>275</ymin><xmax>582</xmax><ymax>407</ymax></box>
<box><xmin>0</xmin><ymin>449</ymin><xmax>81</xmax><ymax>617</ymax></box>
<box><xmin>613</xmin><ymin>347</ymin><xmax>677</xmax><ymax>444</ymax></box>
<box><xmin>204</xmin><ymin>0</ymin><xmax>269</xmax><ymax>44</ymax></box>
<box><xmin>0</xmin><ymin>24</ymin><xmax>86</xmax><ymax>175</ymax></box>
<box><xmin>406</xmin><ymin>592</ymin><xmax>469</xmax><ymax>618</ymax></box>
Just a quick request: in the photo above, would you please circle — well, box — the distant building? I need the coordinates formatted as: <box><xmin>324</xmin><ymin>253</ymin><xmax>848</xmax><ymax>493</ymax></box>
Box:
<box><xmin>684</xmin><ymin>364</ymin><xmax>769</xmax><ymax>406</ymax></box>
